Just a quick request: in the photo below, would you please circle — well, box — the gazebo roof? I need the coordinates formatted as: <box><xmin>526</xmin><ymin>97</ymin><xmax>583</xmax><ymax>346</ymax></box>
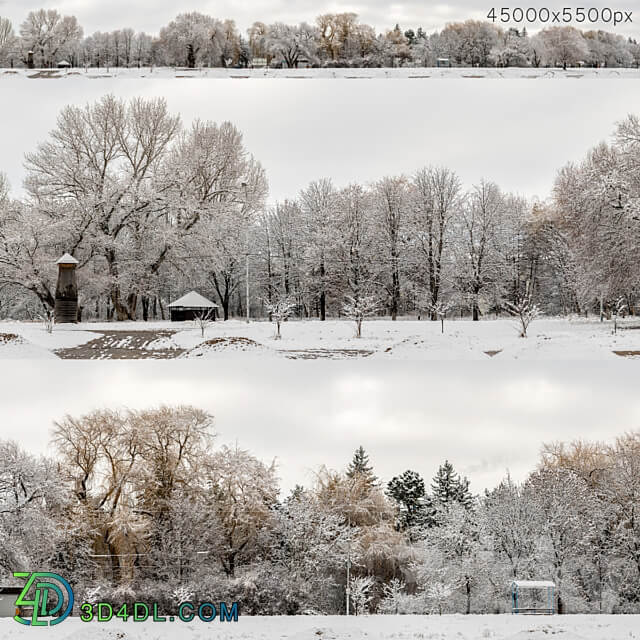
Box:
<box><xmin>511</xmin><ymin>580</ymin><xmax>555</xmax><ymax>588</ymax></box>
<box><xmin>56</xmin><ymin>253</ymin><xmax>79</xmax><ymax>265</ymax></box>
<box><xmin>168</xmin><ymin>291</ymin><xmax>218</xmax><ymax>308</ymax></box>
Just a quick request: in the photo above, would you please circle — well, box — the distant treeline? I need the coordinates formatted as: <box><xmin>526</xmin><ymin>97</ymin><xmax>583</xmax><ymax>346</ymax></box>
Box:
<box><xmin>0</xmin><ymin>9</ymin><xmax>639</xmax><ymax>69</ymax></box>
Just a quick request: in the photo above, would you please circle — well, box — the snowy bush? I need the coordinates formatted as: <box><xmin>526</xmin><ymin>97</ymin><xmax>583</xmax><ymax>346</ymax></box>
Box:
<box><xmin>505</xmin><ymin>292</ymin><xmax>540</xmax><ymax>337</ymax></box>
<box><xmin>428</xmin><ymin>300</ymin><xmax>452</xmax><ymax>334</ymax></box>
<box><xmin>343</xmin><ymin>295</ymin><xmax>379</xmax><ymax>338</ymax></box>
<box><xmin>349</xmin><ymin>575</ymin><xmax>375</xmax><ymax>615</ymax></box>
<box><xmin>171</xmin><ymin>585</ymin><xmax>194</xmax><ymax>604</ymax></box>
<box><xmin>265</xmin><ymin>294</ymin><xmax>297</xmax><ymax>339</ymax></box>
<box><xmin>40</xmin><ymin>307</ymin><xmax>54</xmax><ymax>333</ymax></box>
<box><xmin>193</xmin><ymin>309</ymin><xmax>215</xmax><ymax>338</ymax></box>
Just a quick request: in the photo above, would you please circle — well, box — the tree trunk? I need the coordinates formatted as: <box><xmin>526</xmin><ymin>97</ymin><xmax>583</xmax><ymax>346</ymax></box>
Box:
<box><xmin>127</xmin><ymin>292</ymin><xmax>138</xmax><ymax>320</ymax></box>
<box><xmin>320</xmin><ymin>261</ymin><xmax>326</xmax><ymax>321</ymax></box>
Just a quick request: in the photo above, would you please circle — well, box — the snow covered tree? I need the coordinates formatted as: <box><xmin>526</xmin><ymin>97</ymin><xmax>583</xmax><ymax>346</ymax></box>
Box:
<box><xmin>453</xmin><ymin>180</ymin><xmax>508</xmax><ymax>320</ymax></box>
<box><xmin>408</xmin><ymin>167</ymin><xmax>461</xmax><ymax>317</ymax></box>
<box><xmin>300</xmin><ymin>179</ymin><xmax>337</xmax><ymax>320</ymax></box>
<box><xmin>264</xmin><ymin>22</ymin><xmax>318</xmax><ymax>68</ymax></box>
<box><xmin>386</xmin><ymin>469</ymin><xmax>434</xmax><ymax>533</ymax></box>
<box><xmin>268</xmin><ymin>489</ymin><xmax>348</xmax><ymax>613</ymax></box>
<box><xmin>431</xmin><ymin>460</ymin><xmax>473</xmax><ymax>510</ymax></box>
<box><xmin>379</xmin><ymin>577</ymin><xmax>406</xmax><ymax>613</ymax></box>
<box><xmin>265</xmin><ymin>293</ymin><xmax>297</xmax><ymax>339</ymax></box>
<box><xmin>21</xmin><ymin>96</ymin><xmax>265</xmax><ymax>321</ymax></box>
<box><xmin>346</xmin><ymin>446</ymin><xmax>377</xmax><ymax>488</ymax></box>
<box><xmin>504</xmin><ymin>285</ymin><xmax>540</xmax><ymax>337</ymax></box>
<box><xmin>373</xmin><ymin>177</ymin><xmax>408</xmax><ymax>320</ymax></box>
<box><xmin>158</xmin><ymin>12</ymin><xmax>239</xmax><ymax>67</ymax></box>
<box><xmin>427</xmin><ymin>299</ymin><xmax>452</xmax><ymax>333</ymax></box>
<box><xmin>52</xmin><ymin>406</ymin><xmax>214</xmax><ymax>585</ymax></box>
<box><xmin>343</xmin><ymin>294</ymin><xmax>379</xmax><ymax>338</ymax></box>
<box><xmin>425</xmin><ymin>578</ymin><xmax>455</xmax><ymax>614</ymax></box>
<box><xmin>0</xmin><ymin>18</ymin><xmax>17</xmax><ymax>67</ymax></box>
<box><xmin>349</xmin><ymin>575</ymin><xmax>374</xmax><ymax>615</ymax></box>
<box><xmin>538</xmin><ymin>26</ymin><xmax>588</xmax><ymax>69</ymax></box>
<box><xmin>19</xmin><ymin>9</ymin><xmax>83</xmax><ymax>68</ymax></box>
<box><xmin>524</xmin><ymin>467</ymin><xmax>598</xmax><ymax>613</ymax></box>
<box><xmin>482</xmin><ymin>474</ymin><xmax>538</xmax><ymax>580</ymax></box>
<box><xmin>204</xmin><ymin>444</ymin><xmax>279</xmax><ymax>577</ymax></box>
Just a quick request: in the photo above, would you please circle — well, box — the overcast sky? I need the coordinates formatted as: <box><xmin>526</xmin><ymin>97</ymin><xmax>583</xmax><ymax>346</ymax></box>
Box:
<box><xmin>1</xmin><ymin>0</ymin><xmax>639</xmax><ymax>36</ymax></box>
<box><xmin>0</xmin><ymin>360</ymin><xmax>637</xmax><ymax>495</ymax></box>
<box><xmin>2</xmin><ymin>79</ymin><xmax>639</xmax><ymax>203</ymax></box>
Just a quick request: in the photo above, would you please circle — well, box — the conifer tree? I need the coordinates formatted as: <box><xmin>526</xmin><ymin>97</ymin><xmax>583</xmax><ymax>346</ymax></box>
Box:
<box><xmin>346</xmin><ymin>445</ymin><xmax>377</xmax><ymax>488</ymax></box>
<box><xmin>386</xmin><ymin>469</ymin><xmax>435</xmax><ymax>532</ymax></box>
<box><xmin>431</xmin><ymin>460</ymin><xmax>473</xmax><ymax>509</ymax></box>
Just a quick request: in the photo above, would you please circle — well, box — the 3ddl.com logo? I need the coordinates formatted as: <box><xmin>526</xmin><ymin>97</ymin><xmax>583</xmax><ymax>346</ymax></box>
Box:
<box><xmin>13</xmin><ymin>572</ymin><xmax>74</xmax><ymax>626</ymax></box>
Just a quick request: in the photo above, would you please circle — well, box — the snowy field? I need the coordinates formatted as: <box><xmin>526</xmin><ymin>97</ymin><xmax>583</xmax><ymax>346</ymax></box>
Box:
<box><xmin>1</xmin><ymin>614</ymin><xmax>639</xmax><ymax>640</ymax></box>
<box><xmin>2</xmin><ymin>66</ymin><xmax>640</xmax><ymax>80</ymax></box>
<box><xmin>1</xmin><ymin>317</ymin><xmax>640</xmax><ymax>360</ymax></box>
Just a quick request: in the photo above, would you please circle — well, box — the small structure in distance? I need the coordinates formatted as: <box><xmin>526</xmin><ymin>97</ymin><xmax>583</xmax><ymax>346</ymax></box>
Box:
<box><xmin>54</xmin><ymin>253</ymin><xmax>79</xmax><ymax>323</ymax></box>
<box><xmin>0</xmin><ymin>585</ymin><xmax>22</xmax><ymax>617</ymax></box>
<box><xmin>510</xmin><ymin>580</ymin><xmax>556</xmax><ymax>615</ymax></box>
<box><xmin>168</xmin><ymin>291</ymin><xmax>219</xmax><ymax>322</ymax></box>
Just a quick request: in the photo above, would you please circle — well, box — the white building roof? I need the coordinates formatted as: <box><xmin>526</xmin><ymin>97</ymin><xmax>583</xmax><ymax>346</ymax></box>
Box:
<box><xmin>56</xmin><ymin>253</ymin><xmax>79</xmax><ymax>265</ymax></box>
<box><xmin>168</xmin><ymin>291</ymin><xmax>218</xmax><ymax>308</ymax></box>
<box><xmin>512</xmin><ymin>580</ymin><xmax>555</xmax><ymax>588</ymax></box>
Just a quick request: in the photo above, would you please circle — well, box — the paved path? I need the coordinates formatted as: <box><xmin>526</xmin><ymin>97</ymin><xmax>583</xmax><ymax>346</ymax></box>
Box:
<box><xmin>55</xmin><ymin>330</ymin><xmax>184</xmax><ymax>359</ymax></box>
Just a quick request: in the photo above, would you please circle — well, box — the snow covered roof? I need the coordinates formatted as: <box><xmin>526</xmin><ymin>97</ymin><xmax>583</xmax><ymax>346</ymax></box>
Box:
<box><xmin>512</xmin><ymin>580</ymin><xmax>555</xmax><ymax>588</ymax></box>
<box><xmin>56</xmin><ymin>253</ymin><xmax>79</xmax><ymax>265</ymax></box>
<box><xmin>168</xmin><ymin>291</ymin><xmax>218</xmax><ymax>308</ymax></box>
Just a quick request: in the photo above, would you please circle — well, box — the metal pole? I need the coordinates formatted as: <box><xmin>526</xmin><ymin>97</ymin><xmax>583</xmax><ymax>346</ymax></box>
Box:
<box><xmin>246</xmin><ymin>252</ymin><xmax>250</xmax><ymax>323</ymax></box>
<box><xmin>346</xmin><ymin>513</ymin><xmax>351</xmax><ymax>615</ymax></box>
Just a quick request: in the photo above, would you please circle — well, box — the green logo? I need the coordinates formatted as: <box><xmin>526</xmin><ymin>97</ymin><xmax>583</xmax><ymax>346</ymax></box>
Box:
<box><xmin>12</xmin><ymin>572</ymin><xmax>74</xmax><ymax>626</ymax></box>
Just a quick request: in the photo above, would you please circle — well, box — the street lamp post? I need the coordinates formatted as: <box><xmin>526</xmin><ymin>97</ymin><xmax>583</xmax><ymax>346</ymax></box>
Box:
<box><xmin>241</xmin><ymin>181</ymin><xmax>250</xmax><ymax>324</ymax></box>
<box><xmin>246</xmin><ymin>251</ymin><xmax>250</xmax><ymax>324</ymax></box>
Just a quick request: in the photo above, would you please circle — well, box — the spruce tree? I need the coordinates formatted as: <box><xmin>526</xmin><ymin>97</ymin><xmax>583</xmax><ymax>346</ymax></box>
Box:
<box><xmin>346</xmin><ymin>446</ymin><xmax>377</xmax><ymax>488</ymax></box>
<box><xmin>431</xmin><ymin>460</ymin><xmax>473</xmax><ymax>509</ymax></box>
<box><xmin>386</xmin><ymin>469</ymin><xmax>435</xmax><ymax>532</ymax></box>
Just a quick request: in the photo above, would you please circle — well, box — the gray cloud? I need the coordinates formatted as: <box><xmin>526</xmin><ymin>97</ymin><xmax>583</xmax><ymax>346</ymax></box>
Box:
<box><xmin>2</xmin><ymin>79</ymin><xmax>640</xmax><ymax>204</ymax></box>
<box><xmin>0</xmin><ymin>360</ymin><xmax>638</xmax><ymax>495</ymax></box>
<box><xmin>2</xmin><ymin>0</ymin><xmax>639</xmax><ymax>37</ymax></box>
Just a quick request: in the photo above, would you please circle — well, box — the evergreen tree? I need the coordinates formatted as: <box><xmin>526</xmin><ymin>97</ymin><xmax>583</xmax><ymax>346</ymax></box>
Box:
<box><xmin>386</xmin><ymin>469</ymin><xmax>435</xmax><ymax>533</ymax></box>
<box><xmin>431</xmin><ymin>460</ymin><xmax>473</xmax><ymax>509</ymax></box>
<box><xmin>346</xmin><ymin>446</ymin><xmax>377</xmax><ymax>488</ymax></box>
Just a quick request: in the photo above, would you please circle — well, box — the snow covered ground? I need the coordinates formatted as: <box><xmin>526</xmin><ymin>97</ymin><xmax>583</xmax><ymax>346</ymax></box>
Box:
<box><xmin>1</xmin><ymin>316</ymin><xmax>640</xmax><ymax>360</ymax></box>
<box><xmin>1</xmin><ymin>66</ymin><xmax>639</xmax><ymax>80</ymax></box>
<box><xmin>1</xmin><ymin>614</ymin><xmax>639</xmax><ymax>640</ymax></box>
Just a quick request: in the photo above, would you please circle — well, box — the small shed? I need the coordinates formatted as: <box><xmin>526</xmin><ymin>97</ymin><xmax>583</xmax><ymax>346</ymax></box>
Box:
<box><xmin>510</xmin><ymin>580</ymin><xmax>555</xmax><ymax>615</ymax></box>
<box><xmin>168</xmin><ymin>291</ymin><xmax>218</xmax><ymax>322</ymax></box>
<box><xmin>57</xmin><ymin>60</ymin><xmax>71</xmax><ymax>68</ymax></box>
<box><xmin>0</xmin><ymin>586</ymin><xmax>22</xmax><ymax>617</ymax></box>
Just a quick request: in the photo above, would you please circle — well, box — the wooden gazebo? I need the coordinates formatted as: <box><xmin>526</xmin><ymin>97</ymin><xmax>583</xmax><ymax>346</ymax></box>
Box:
<box><xmin>168</xmin><ymin>291</ymin><xmax>219</xmax><ymax>321</ymax></box>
